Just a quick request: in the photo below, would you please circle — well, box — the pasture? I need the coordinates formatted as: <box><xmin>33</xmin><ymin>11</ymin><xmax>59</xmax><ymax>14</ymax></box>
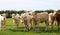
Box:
<box><xmin>0</xmin><ymin>18</ymin><xmax>59</xmax><ymax>35</ymax></box>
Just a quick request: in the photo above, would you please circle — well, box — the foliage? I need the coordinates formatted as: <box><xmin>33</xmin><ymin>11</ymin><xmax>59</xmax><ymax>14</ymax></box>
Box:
<box><xmin>57</xmin><ymin>10</ymin><xmax>60</xmax><ymax>12</ymax></box>
<box><xmin>0</xmin><ymin>9</ymin><xmax>59</xmax><ymax>18</ymax></box>
<box><xmin>44</xmin><ymin>10</ymin><xmax>54</xmax><ymax>13</ymax></box>
<box><xmin>34</xmin><ymin>10</ymin><xmax>44</xmax><ymax>13</ymax></box>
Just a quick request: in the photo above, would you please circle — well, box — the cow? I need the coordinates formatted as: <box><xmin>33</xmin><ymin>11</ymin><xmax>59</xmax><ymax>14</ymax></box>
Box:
<box><xmin>1</xmin><ymin>13</ymin><xmax>6</xmax><ymax>30</ymax></box>
<box><xmin>11</xmin><ymin>13</ymin><xmax>16</xmax><ymax>19</ymax></box>
<box><xmin>0</xmin><ymin>14</ymin><xmax>6</xmax><ymax>31</ymax></box>
<box><xmin>12</xmin><ymin>13</ymin><xmax>20</xmax><ymax>28</ymax></box>
<box><xmin>1</xmin><ymin>13</ymin><xmax>6</xmax><ymax>18</ymax></box>
<box><xmin>29</xmin><ymin>12</ymin><xmax>49</xmax><ymax>32</ymax></box>
<box><xmin>48</xmin><ymin>13</ymin><xmax>55</xmax><ymax>29</ymax></box>
<box><xmin>53</xmin><ymin>12</ymin><xmax>60</xmax><ymax>29</ymax></box>
<box><xmin>20</xmin><ymin>13</ymin><xmax>33</xmax><ymax>31</ymax></box>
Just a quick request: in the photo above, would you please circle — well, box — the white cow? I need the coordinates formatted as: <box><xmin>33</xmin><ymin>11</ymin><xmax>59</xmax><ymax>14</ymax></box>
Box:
<box><xmin>12</xmin><ymin>13</ymin><xmax>16</xmax><ymax>19</ymax></box>
<box><xmin>1</xmin><ymin>13</ymin><xmax>6</xmax><ymax>18</ymax></box>
<box><xmin>0</xmin><ymin>15</ymin><xmax>6</xmax><ymax>31</ymax></box>
<box><xmin>1</xmin><ymin>13</ymin><xmax>6</xmax><ymax>29</ymax></box>
<box><xmin>12</xmin><ymin>13</ymin><xmax>20</xmax><ymax>28</ymax></box>
<box><xmin>49</xmin><ymin>13</ymin><xmax>55</xmax><ymax>29</ymax></box>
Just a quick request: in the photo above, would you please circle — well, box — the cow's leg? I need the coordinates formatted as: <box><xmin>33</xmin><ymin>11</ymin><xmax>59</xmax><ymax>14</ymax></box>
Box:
<box><xmin>24</xmin><ymin>23</ymin><xmax>28</xmax><ymax>31</ymax></box>
<box><xmin>51</xmin><ymin>20</ymin><xmax>54</xmax><ymax>29</ymax></box>
<box><xmin>57</xmin><ymin>21</ymin><xmax>59</xmax><ymax>29</ymax></box>
<box><xmin>33</xmin><ymin>21</ymin><xmax>37</xmax><ymax>30</ymax></box>
<box><xmin>13</xmin><ymin>20</ymin><xmax>16</xmax><ymax>28</ymax></box>
<box><xmin>2</xmin><ymin>20</ymin><xmax>6</xmax><ymax>29</ymax></box>
<box><xmin>4</xmin><ymin>21</ymin><xmax>6</xmax><ymax>28</ymax></box>
<box><xmin>30</xmin><ymin>21</ymin><xmax>33</xmax><ymax>29</ymax></box>
<box><xmin>14</xmin><ymin>21</ymin><xmax>19</xmax><ymax>28</ymax></box>
<box><xmin>2</xmin><ymin>21</ymin><xmax>6</xmax><ymax>30</ymax></box>
<box><xmin>0</xmin><ymin>23</ymin><xmax>2</xmax><ymax>31</ymax></box>
<box><xmin>24</xmin><ymin>21</ymin><xmax>28</xmax><ymax>31</ymax></box>
<box><xmin>33</xmin><ymin>21</ymin><xmax>40</xmax><ymax>32</ymax></box>
<box><xmin>14</xmin><ymin>22</ymin><xmax>16</xmax><ymax>28</ymax></box>
<box><xmin>49</xmin><ymin>20</ymin><xmax>54</xmax><ymax>29</ymax></box>
<box><xmin>16</xmin><ymin>22</ymin><xmax>19</xmax><ymax>28</ymax></box>
<box><xmin>0</xmin><ymin>26</ymin><xmax>1</xmax><ymax>31</ymax></box>
<box><xmin>45</xmin><ymin>21</ymin><xmax>49</xmax><ymax>31</ymax></box>
<box><xmin>1</xmin><ymin>22</ymin><xmax>5</xmax><ymax>31</ymax></box>
<box><xmin>28</xmin><ymin>20</ymin><xmax>32</xmax><ymax>30</ymax></box>
<box><xmin>28</xmin><ymin>23</ymin><xmax>31</xmax><ymax>30</ymax></box>
<box><xmin>14</xmin><ymin>22</ymin><xmax>18</xmax><ymax>28</ymax></box>
<box><xmin>1</xmin><ymin>22</ymin><xmax>3</xmax><ymax>31</ymax></box>
<box><xmin>4</xmin><ymin>18</ymin><xmax>6</xmax><ymax>28</ymax></box>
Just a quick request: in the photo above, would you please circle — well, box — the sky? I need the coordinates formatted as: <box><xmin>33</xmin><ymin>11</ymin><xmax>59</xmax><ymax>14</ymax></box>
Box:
<box><xmin>0</xmin><ymin>0</ymin><xmax>60</xmax><ymax>11</ymax></box>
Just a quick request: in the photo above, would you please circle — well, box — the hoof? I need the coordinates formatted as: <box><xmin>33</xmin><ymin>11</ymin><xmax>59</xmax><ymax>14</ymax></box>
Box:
<box><xmin>45</xmin><ymin>29</ymin><xmax>48</xmax><ymax>32</ymax></box>
<box><xmin>45</xmin><ymin>30</ymin><xmax>48</xmax><ymax>32</ymax></box>
<box><xmin>34</xmin><ymin>29</ymin><xmax>40</xmax><ymax>32</ymax></box>
<box><xmin>24</xmin><ymin>29</ymin><xmax>28</xmax><ymax>31</ymax></box>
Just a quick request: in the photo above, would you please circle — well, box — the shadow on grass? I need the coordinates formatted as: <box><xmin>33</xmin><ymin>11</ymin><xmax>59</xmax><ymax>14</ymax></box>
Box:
<box><xmin>9</xmin><ymin>27</ymin><xmax>29</xmax><ymax>32</ymax></box>
<box><xmin>6</xmin><ymin>25</ymin><xmax>15</xmax><ymax>26</ymax></box>
<box><xmin>9</xmin><ymin>27</ymin><xmax>59</xmax><ymax>33</ymax></box>
<box><xmin>38</xmin><ymin>27</ymin><xmax>58</xmax><ymax>33</ymax></box>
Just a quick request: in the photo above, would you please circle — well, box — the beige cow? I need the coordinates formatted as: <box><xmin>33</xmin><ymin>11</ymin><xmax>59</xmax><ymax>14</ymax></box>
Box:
<box><xmin>30</xmin><ymin>12</ymin><xmax>49</xmax><ymax>32</ymax></box>
<box><xmin>20</xmin><ymin>13</ymin><xmax>33</xmax><ymax>31</ymax></box>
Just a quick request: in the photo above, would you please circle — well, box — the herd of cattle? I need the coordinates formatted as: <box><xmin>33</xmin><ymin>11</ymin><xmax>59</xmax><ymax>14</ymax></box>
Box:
<box><xmin>0</xmin><ymin>11</ymin><xmax>60</xmax><ymax>32</ymax></box>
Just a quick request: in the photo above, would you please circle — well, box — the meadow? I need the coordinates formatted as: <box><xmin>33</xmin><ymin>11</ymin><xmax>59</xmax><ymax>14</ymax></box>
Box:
<box><xmin>0</xmin><ymin>18</ymin><xmax>59</xmax><ymax>35</ymax></box>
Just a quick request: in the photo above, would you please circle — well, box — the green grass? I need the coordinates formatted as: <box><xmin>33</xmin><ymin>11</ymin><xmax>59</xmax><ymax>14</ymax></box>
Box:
<box><xmin>0</xmin><ymin>18</ymin><xmax>59</xmax><ymax>35</ymax></box>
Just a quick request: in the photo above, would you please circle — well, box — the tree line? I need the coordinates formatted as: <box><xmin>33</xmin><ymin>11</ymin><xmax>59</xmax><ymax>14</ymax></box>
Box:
<box><xmin>0</xmin><ymin>9</ymin><xmax>60</xmax><ymax>18</ymax></box>
<box><xmin>0</xmin><ymin>9</ymin><xmax>60</xmax><ymax>14</ymax></box>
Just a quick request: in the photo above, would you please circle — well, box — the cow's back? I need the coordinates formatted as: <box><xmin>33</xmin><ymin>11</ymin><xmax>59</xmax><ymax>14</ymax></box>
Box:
<box><xmin>36</xmin><ymin>12</ymin><xmax>49</xmax><ymax>21</ymax></box>
<box><xmin>56</xmin><ymin>13</ymin><xmax>60</xmax><ymax>22</ymax></box>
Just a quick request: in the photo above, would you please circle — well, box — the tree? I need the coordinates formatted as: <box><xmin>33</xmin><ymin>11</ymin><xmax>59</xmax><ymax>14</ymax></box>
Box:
<box><xmin>44</xmin><ymin>9</ymin><xmax>54</xmax><ymax>13</ymax></box>
<box><xmin>35</xmin><ymin>10</ymin><xmax>45</xmax><ymax>13</ymax></box>
<box><xmin>17</xmin><ymin>10</ymin><xmax>26</xmax><ymax>14</ymax></box>
<box><xmin>57</xmin><ymin>10</ymin><xmax>60</xmax><ymax>12</ymax></box>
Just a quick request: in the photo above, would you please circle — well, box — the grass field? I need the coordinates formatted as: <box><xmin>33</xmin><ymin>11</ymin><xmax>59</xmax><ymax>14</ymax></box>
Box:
<box><xmin>0</xmin><ymin>18</ymin><xmax>59</xmax><ymax>35</ymax></box>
